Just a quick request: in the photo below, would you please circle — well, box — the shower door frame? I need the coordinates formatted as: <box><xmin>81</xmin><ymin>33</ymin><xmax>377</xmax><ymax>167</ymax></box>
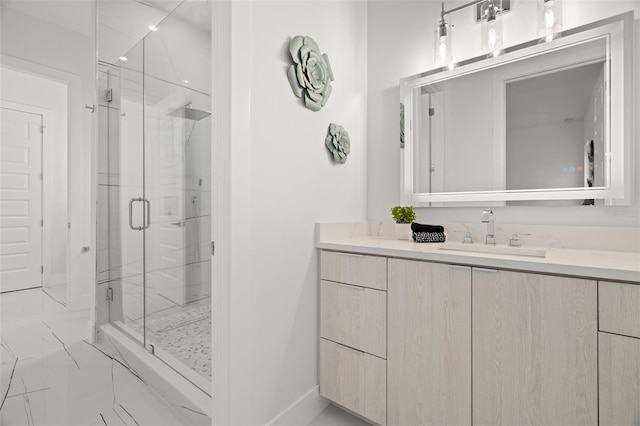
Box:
<box><xmin>105</xmin><ymin>40</ymin><xmax>212</xmax><ymax>397</ymax></box>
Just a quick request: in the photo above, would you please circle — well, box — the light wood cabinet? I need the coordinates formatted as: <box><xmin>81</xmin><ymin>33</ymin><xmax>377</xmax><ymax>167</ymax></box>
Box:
<box><xmin>320</xmin><ymin>339</ymin><xmax>386</xmax><ymax>426</ymax></box>
<box><xmin>599</xmin><ymin>332</ymin><xmax>640</xmax><ymax>424</ymax></box>
<box><xmin>319</xmin><ymin>250</ymin><xmax>387</xmax><ymax>425</ymax></box>
<box><xmin>319</xmin><ymin>248</ymin><xmax>636</xmax><ymax>426</ymax></box>
<box><xmin>320</xmin><ymin>251</ymin><xmax>387</xmax><ymax>290</ymax></box>
<box><xmin>387</xmin><ymin>260</ymin><xmax>471</xmax><ymax>426</ymax></box>
<box><xmin>472</xmin><ymin>269</ymin><xmax>598</xmax><ymax>425</ymax></box>
<box><xmin>599</xmin><ymin>280</ymin><xmax>640</xmax><ymax>339</ymax></box>
<box><xmin>320</xmin><ymin>280</ymin><xmax>386</xmax><ymax>359</ymax></box>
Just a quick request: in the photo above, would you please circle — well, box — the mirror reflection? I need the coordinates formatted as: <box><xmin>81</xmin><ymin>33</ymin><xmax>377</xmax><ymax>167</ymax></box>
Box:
<box><xmin>506</xmin><ymin>60</ymin><xmax>605</xmax><ymax>206</ymax></box>
<box><xmin>412</xmin><ymin>37</ymin><xmax>607</xmax><ymax>203</ymax></box>
<box><xmin>403</xmin><ymin>13</ymin><xmax>632</xmax><ymax>207</ymax></box>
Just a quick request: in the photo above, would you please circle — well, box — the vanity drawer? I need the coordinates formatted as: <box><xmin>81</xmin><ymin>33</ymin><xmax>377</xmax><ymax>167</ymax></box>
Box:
<box><xmin>320</xmin><ymin>338</ymin><xmax>386</xmax><ymax>426</ymax></box>
<box><xmin>599</xmin><ymin>281</ymin><xmax>640</xmax><ymax>339</ymax></box>
<box><xmin>320</xmin><ymin>280</ymin><xmax>387</xmax><ymax>359</ymax></box>
<box><xmin>321</xmin><ymin>251</ymin><xmax>387</xmax><ymax>291</ymax></box>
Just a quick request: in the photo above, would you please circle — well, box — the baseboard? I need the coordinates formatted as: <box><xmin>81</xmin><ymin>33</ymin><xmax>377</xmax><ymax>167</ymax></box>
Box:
<box><xmin>266</xmin><ymin>386</ymin><xmax>329</xmax><ymax>426</ymax></box>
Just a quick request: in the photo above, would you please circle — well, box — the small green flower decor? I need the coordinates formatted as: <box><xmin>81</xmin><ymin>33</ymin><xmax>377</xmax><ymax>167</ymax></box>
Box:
<box><xmin>325</xmin><ymin>123</ymin><xmax>350</xmax><ymax>163</ymax></box>
<box><xmin>287</xmin><ymin>35</ymin><xmax>334</xmax><ymax>112</ymax></box>
<box><xmin>391</xmin><ymin>206</ymin><xmax>416</xmax><ymax>224</ymax></box>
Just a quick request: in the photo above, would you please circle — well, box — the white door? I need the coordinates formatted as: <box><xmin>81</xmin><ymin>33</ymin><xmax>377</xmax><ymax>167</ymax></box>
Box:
<box><xmin>0</xmin><ymin>104</ymin><xmax>43</xmax><ymax>292</ymax></box>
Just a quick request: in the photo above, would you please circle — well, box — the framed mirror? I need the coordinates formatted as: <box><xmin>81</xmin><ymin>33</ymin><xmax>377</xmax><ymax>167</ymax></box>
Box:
<box><xmin>400</xmin><ymin>12</ymin><xmax>633</xmax><ymax>206</ymax></box>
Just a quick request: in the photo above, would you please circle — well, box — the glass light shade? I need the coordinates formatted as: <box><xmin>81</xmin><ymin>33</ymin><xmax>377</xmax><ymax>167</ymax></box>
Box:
<box><xmin>481</xmin><ymin>1</ymin><xmax>503</xmax><ymax>52</ymax></box>
<box><xmin>537</xmin><ymin>0</ymin><xmax>562</xmax><ymax>36</ymax></box>
<box><xmin>434</xmin><ymin>21</ymin><xmax>453</xmax><ymax>67</ymax></box>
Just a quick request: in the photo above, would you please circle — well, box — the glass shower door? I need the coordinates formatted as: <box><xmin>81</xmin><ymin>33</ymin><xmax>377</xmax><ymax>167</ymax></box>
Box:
<box><xmin>105</xmin><ymin>40</ymin><xmax>146</xmax><ymax>342</ymax></box>
<box><xmin>142</xmin><ymin>5</ymin><xmax>212</xmax><ymax>391</ymax></box>
<box><xmin>102</xmin><ymin>0</ymin><xmax>212</xmax><ymax>394</ymax></box>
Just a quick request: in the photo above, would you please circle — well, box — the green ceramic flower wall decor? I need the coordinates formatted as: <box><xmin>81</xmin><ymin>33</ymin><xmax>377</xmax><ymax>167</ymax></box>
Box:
<box><xmin>325</xmin><ymin>123</ymin><xmax>350</xmax><ymax>163</ymax></box>
<box><xmin>287</xmin><ymin>35</ymin><xmax>334</xmax><ymax>112</ymax></box>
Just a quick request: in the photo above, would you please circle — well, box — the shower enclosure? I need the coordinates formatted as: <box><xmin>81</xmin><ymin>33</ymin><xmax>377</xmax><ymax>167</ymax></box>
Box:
<box><xmin>96</xmin><ymin>0</ymin><xmax>212</xmax><ymax>394</ymax></box>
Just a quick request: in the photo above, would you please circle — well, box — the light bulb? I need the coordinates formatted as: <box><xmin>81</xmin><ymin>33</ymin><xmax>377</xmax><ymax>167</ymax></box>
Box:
<box><xmin>545</xmin><ymin>8</ymin><xmax>555</xmax><ymax>31</ymax></box>
<box><xmin>538</xmin><ymin>0</ymin><xmax>562</xmax><ymax>36</ymax></box>
<box><xmin>439</xmin><ymin>41</ymin><xmax>448</xmax><ymax>60</ymax></box>
<box><xmin>434</xmin><ymin>21</ymin><xmax>452</xmax><ymax>66</ymax></box>
<box><xmin>487</xmin><ymin>28</ymin><xmax>497</xmax><ymax>49</ymax></box>
<box><xmin>481</xmin><ymin>1</ymin><xmax>502</xmax><ymax>52</ymax></box>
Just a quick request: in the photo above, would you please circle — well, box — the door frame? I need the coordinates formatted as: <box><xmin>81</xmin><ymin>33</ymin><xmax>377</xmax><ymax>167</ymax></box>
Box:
<box><xmin>1</xmin><ymin>55</ymin><xmax>88</xmax><ymax>310</ymax></box>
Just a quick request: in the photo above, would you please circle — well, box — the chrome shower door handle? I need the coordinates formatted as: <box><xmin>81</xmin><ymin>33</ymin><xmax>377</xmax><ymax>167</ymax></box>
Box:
<box><xmin>128</xmin><ymin>197</ymin><xmax>144</xmax><ymax>230</ymax></box>
<box><xmin>143</xmin><ymin>198</ymin><xmax>151</xmax><ymax>230</ymax></box>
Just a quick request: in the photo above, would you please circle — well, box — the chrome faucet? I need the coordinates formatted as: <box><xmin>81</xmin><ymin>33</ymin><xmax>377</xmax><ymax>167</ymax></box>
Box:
<box><xmin>481</xmin><ymin>210</ymin><xmax>495</xmax><ymax>245</ymax></box>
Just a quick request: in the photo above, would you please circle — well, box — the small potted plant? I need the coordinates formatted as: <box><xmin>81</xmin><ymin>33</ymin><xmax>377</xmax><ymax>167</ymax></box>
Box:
<box><xmin>391</xmin><ymin>206</ymin><xmax>416</xmax><ymax>240</ymax></box>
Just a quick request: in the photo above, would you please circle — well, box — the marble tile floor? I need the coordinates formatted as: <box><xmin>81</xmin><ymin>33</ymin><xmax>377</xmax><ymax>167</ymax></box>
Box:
<box><xmin>0</xmin><ymin>287</ymin><xmax>198</xmax><ymax>425</ymax></box>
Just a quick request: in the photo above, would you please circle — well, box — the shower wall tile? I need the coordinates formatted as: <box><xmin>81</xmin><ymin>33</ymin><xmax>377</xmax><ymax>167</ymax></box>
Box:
<box><xmin>186</xmin><ymin>260</ymin><xmax>211</xmax><ymax>302</ymax></box>
<box><xmin>121</xmin><ymin>277</ymin><xmax>144</xmax><ymax>323</ymax></box>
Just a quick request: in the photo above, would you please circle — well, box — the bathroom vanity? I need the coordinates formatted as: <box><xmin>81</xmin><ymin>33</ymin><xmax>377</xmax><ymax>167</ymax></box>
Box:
<box><xmin>317</xmin><ymin>223</ymin><xmax>640</xmax><ymax>426</ymax></box>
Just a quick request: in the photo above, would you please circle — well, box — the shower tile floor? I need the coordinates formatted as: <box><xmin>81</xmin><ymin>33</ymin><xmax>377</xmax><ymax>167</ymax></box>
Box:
<box><xmin>0</xmin><ymin>287</ymin><xmax>201</xmax><ymax>425</ymax></box>
<box><xmin>121</xmin><ymin>280</ymin><xmax>212</xmax><ymax>380</ymax></box>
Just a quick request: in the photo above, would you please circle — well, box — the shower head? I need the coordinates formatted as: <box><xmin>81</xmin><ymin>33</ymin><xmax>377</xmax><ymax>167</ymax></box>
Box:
<box><xmin>168</xmin><ymin>102</ymin><xmax>211</xmax><ymax>121</ymax></box>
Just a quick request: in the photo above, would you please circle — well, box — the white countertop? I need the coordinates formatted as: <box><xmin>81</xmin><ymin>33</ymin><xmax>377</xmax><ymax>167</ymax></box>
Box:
<box><xmin>318</xmin><ymin>236</ymin><xmax>640</xmax><ymax>283</ymax></box>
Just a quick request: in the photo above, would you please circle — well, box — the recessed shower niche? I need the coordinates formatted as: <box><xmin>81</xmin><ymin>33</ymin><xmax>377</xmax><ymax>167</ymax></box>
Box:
<box><xmin>96</xmin><ymin>0</ymin><xmax>212</xmax><ymax>394</ymax></box>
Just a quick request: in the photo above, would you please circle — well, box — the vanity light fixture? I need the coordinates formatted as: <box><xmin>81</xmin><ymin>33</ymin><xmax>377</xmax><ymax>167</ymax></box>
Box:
<box><xmin>481</xmin><ymin>0</ymin><xmax>503</xmax><ymax>52</ymax></box>
<box><xmin>538</xmin><ymin>0</ymin><xmax>562</xmax><ymax>37</ymax></box>
<box><xmin>434</xmin><ymin>0</ymin><xmax>508</xmax><ymax>67</ymax></box>
<box><xmin>434</xmin><ymin>3</ymin><xmax>453</xmax><ymax>67</ymax></box>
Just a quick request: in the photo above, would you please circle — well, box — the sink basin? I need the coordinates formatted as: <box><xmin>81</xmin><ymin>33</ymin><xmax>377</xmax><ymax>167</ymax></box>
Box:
<box><xmin>438</xmin><ymin>242</ymin><xmax>546</xmax><ymax>258</ymax></box>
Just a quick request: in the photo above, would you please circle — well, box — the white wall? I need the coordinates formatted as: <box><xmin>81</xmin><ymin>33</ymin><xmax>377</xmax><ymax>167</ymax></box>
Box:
<box><xmin>0</xmin><ymin>5</ymin><xmax>95</xmax><ymax>307</ymax></box>
<box><xmin>228</xmin><ymin>1</ymin><xmax>368</xmax><ymax>424</ymax></box>
<box><xmin>368</xmin><ymin>0</ymin><xmax>640</xmax><ymax>228</ymax></box>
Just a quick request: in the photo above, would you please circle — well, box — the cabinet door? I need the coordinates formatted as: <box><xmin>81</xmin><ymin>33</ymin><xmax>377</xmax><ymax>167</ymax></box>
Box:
<box><xmin>321</xmin><ymin>251</ymin><xmax>387</xmax><ymax>290</ymax></box>
<box><xmin>319</xmin><ymin>339</ymin><xmax>386</xmax><ymax>426</ymax></box>
<box><xmin>472</xmin><ymin>269</ymin><xmax>597</xmax><ymax>425</ymax></box>
<box><xmin>599</xmin><ymin>332</ymin><xmax>640</xmax><ymax>425</ymax></box>
<box><xmin>388</xmin><ymin>260</ymin><xmax>471</xmax><ymax>426</ymax></box>
<box><xmin>599</xmin><ymin>280</ymin><xmax>640</xmax><ymax>338</ymax></box>
<box><xmin>320</xmin><ymin>280</ymin><xmax>387</xmax><ymax>359</ymax></box>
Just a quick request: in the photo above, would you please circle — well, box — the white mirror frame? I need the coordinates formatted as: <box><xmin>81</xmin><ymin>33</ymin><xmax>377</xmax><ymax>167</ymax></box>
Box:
<box><xmin>400</xmin><ymin>12</ymin><xmax>633</xmax><ymax>206</ymax></box>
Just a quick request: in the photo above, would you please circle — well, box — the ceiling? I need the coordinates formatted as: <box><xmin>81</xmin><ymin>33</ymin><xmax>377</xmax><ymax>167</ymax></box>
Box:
<box><xmin>2</xmin><ymin>0</ymin><xmax>210</xmax><ymax>65</ymax></box>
